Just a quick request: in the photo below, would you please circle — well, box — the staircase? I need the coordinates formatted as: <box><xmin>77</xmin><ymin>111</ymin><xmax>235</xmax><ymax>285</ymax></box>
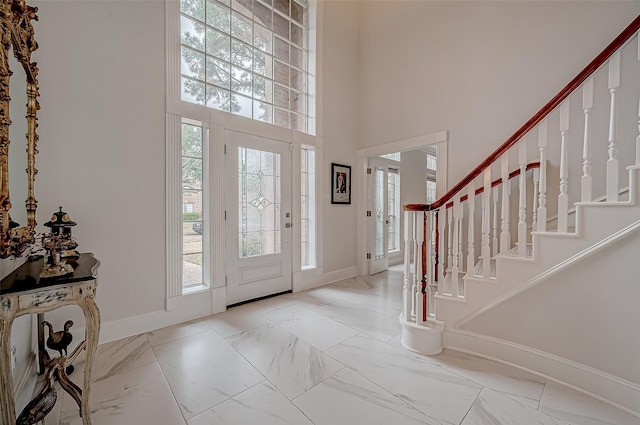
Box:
<box><xmin>400</xmin><ymin>16</ymin><xmax>640</xmax><ymax>416</ymax></box>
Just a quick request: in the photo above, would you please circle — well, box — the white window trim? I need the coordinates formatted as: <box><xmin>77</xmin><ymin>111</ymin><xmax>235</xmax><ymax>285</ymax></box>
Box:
<box><xmin>165</xmin><ymin>0</ymin><xmax>324</xmax><ymax>313</ymax></box>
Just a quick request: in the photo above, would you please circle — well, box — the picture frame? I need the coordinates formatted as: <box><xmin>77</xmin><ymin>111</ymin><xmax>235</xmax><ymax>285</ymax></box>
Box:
<box><xmin>331</xmin><ymin>163</ymin><xmax>351</xmax><ymax>204</ymax></box>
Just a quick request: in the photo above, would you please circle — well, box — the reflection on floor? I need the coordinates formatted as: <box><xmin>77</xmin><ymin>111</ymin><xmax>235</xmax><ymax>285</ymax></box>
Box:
<box><xmin>41</xmin><ymin>266</ymin><xmax>639</xmax><ymax>425</ymax></box>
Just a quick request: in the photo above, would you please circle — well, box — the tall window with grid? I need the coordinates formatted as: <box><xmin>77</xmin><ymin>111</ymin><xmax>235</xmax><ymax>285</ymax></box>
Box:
<box><xmin>181</xmin><ymin>119</ymin><xmax>208</xmax><ymax>289</ymax></box>
<box><xmin>387</xmin><ymin>168</ymin><xmax>399</xmax><ymax>252</ymax></box>
<box><xmin>179</xmin><ymin>0</ymin><xmax>309</xmax><ymax>133</ymax></box>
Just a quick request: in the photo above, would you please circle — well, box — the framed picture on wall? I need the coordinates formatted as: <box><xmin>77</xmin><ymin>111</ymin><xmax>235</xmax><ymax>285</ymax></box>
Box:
<box><xmin>331</xmin><ymin>163</ymin><xmax>351</xmax><ymax>204</ymax></box>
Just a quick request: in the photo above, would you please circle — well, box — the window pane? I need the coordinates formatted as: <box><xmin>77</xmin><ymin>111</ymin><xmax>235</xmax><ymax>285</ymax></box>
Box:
<box><xmin>274</xmin><ymin>37</ymin><xmax>289</xmax><ymax>62</ymax></box>
<box><xmin>231</xmin><ymin>93</ymin><xmax>253</xmax><ymax>118</ymax></box>
<box><xmin>253</xmin><ymin>100</ymin><xmax>273</xmax><ymax>123</ymax></box>
<box><xmin>231</xmin><ymin>11</ymin><xmax>253</xmax><ymax>44</ymax></box>
<box><xmin>232</xmin><ymin>0</ymin><xmax>252</xmax><ymax>17</ymax></box>
<box><xmin>181</xmin><ymin>0</ymin><xmax>205</xmax><ymax>21</ymax></box>
<box><xmin>231</xmin><ymin>66</ymin><xmax>253</xmax><ymax>96</ymax></box>
<box><xmin>253</xmin><ymin>49</ymin><xmax>273</xmax><ymax>78</ymax></box>
<box><xmin>182</xmin><ymin>77</ymin><xmax>206</xmax><ymax>105</ymax></box>
<box><xmin>254</xmin><ymin>24</ymin><xmax>273</xmax><ymax>54</ymax></box>
<box><xmin>183</xmin><ymin>254</ymin><xmax>203</xmax><ymax>286</ymax></box>
<box><xmin>290</xmin><ymin>67</ymin><xmax>305</xmax><ymax>92</ymax></box>
<box><xmin>181</xmin><ymin>47</ymin><xmax>205</xmax><ymax>81</ymax></box>
<box><xmin>274</xmin><ymin>60</ymin><xmax>288</xmax><ymax>85</ymax></box>
<box><xmin>206</xmin><ymin>56</ymin><xmax>231</xmax><ymax>88</ymax></box>
<box><xmin>274</xmin><ymin>83</ymin><xmax>289</xmax><ymax>108</ymax></box>
<box><xmin>290</xmin><ymin>112</ymin><xmax>305</xmax><ymax>133</ymax></box>
<box><xmin>206</xmin><ymin>28</ymin><xmax>230</xmax><ymax>60</ymax></box>
<box><xmin>291</xmin><ymin>23</ymin><xmax>303</xmax><ymax>46</ymax></box>
<box><xmin>290</xmin><ymin>45</ymin><xmax>304</xmax><ymax>69</ymax></box>
<box><xmin>274</xmin><ymin>107</ymin><xmax>289</xmax><ymax>127</ymax></box>
<box><xmin>182</xmin><ymin>124</ymin><xmax>203</xmax><ymax>157</ymax></box>
<box><xmin>272</xmin><ymin>12</ymin><xmax>288</xmax><ymax>39</ymax></box>
<box><xmin>253</xmin><ymin>75</ymin><xmax>273</xmax><ymax>102</ymax></box>
<box><xmin>206</xmin><ymin>84</ymin><xmax>230</xmax><ymax>111</ymax></box>
<box><xmin>291</xmin><ymin>91</ymin><xmax>305</xmax><ymax>114</ymax></box>
<box><xmin>254</xmin><ymin>1</ymin><xmax>272</xmax><ymax>28</ymax></box>
<box><xmin>274</xmin><ymin>0</ymin><xmax>289</xmax><ymax>17</ymax></box>
<box><xmin>206</xmin><ymin>0</ymin><xmax>230</xmax><ymax>32</ymax></box>
<box><xmin>238</xmin><ymin>147</ymin><xmax>282</xmax><ymax>257</ymax></box>
<box><xmin>374</xmin><ymin>167</ymin><xmax>385</xmax><ymax>259</ymax></box>
<box><xmin>291</xmin><ymin>1</ymin><xmax>303</xmax><ymax>24</ymax></box>
<box><xmin>231</xmin><ymin>39</ymin><xmax>253</xmax><ymax>69</ymax></box>
<box><xmin>181</xmin><ymin>16</ymin><xmax>205</xmax><ymax>50</ymax></box>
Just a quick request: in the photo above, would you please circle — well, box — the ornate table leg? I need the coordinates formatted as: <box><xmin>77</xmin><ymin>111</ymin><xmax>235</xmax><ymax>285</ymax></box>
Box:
<box><xmin>0</xmin><ymin>295</ymin><xmax>17</xmax><ymax>425</ymax></box>
<box><xmin>77</xmin><ymin>283</ymin><xmax>101</xmax><ymax>425</ymax></box>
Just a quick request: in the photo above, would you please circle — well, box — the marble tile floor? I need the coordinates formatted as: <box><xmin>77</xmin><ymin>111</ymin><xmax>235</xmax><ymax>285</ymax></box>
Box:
<box><xmin>38</xmin><ymin>267</ymin><xmax>639</xmax><ymax>425</ymax></box>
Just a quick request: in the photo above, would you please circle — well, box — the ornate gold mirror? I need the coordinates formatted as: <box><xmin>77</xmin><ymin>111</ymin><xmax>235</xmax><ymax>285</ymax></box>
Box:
<box><xmin>0</xmin><ymin>0</ymin><xmax>39</xmax><ymax>258</ymax></box>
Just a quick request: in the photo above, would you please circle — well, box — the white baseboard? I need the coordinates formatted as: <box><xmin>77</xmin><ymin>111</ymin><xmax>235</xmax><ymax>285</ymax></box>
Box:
<box><xmin>444</xmin><ymin>329</ymin><xmax>640</xmax><ymax>418</ymax></box>
<box><xmin>294</xmin><ymin>265</ymin><xmax>358</xmax><ymax>292</ymax></box>
<box><xmin>98</xmin><ymin>299</ymin><xmax>213</xmax><ymax>345</ymax></box>
<box><xmin>96</xmin><ymin>267</ymin><xmax>358</xmax><ymax>344</ymax></box>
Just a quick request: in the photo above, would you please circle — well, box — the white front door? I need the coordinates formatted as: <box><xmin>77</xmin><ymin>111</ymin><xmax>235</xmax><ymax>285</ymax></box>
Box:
<box><xmin>368</xmin><ymin>159</ymin><xmax>389</xmax><ymax>275</ymax></box>
<box><xmin>225</xmin><ymin>131</ymin><xmax>292</xmax><ymax>305</ymax></box>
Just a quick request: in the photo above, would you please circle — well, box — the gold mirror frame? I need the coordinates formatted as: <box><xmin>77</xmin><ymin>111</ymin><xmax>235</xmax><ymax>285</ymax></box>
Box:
<box><xmin>0</xmin><ymin>0</ymin><xmax>38</xmax><ymax>258</ymax></box>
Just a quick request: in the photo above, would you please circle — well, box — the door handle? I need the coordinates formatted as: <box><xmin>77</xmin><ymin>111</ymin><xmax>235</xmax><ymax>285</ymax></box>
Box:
<box><xmin>285</xmin><ymin>223</ymin><xmax>292</xmax><ymax>228</ymax></box>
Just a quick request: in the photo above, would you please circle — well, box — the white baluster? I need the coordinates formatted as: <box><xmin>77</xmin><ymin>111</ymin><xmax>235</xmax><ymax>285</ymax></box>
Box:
<box><xmin>582</xmin><ymin>77</ymin><xmax>594</xmax><ymax>202</ymax></box>
<box><xmin>537</xmin><ymin>120</ymin><xmax>548</xmax><ymax>231</ymax></box>
<box><xmin>481</xmin><ymin>169</ymin><xmax>491</xmax><ymax>278</ymax></box>
<box><xmin>607</xmin><ymin>51</ymin><xmax>621</xmax><ymax>201</ymax></box>
<box><xmin>518</xmin><ymin>140</ymin><xmax>527</xmax><ymax>256</ymax></box>
<box><xmin>451</xmin><ymin>198</ymin><xmax>461</xmax><ymax>297</ymax></box>
<box><xmin>466</xmin><ymin>181</ymin><xmax>475</xmax><ymax>275</ymax></box>
<box><xmin>637</xmin><ymin>35</ymin><xmax>640</xmax><ymax>166</ymax></box>
<box><xmin>426</xmin><ymin>211</ymin><xmax>434</xmax><ymax>287</ymax></box>
<box><xmin>403</xmin><ymin>210</ymin><xmax>413</xmax><ymax>321</ymax></box>
<box><xmin>411</xmin><ymin>212</ymin><xmax>420</xmax><ymax>317</ymax></box>
<box><xmin>532</xmin><ymin>168</ymin><xmax>540</xmax><ymax>231</ymax></box>
<box><xmin>492</xmin><ymin>185</ymin><xmax>499</xmax><ymax>256</ymax></box>
<box><xmin>500</xmin><ymin>155</ymin><xmax>511</xmax><ymax>253</ymax></box>
<box><xmin>558</xmin><ymin>101</ymin><xmax>570</xmax><ymax>233</ymax></box>
<box><xmin>414</xmin><ymin>212</ymin><xmax>424</xmax><ymax>324</ymax></box>
<box><xmin>437</xmin><ymin>208</ymin><xmax>445</xmax><ymax>296</ymax></box>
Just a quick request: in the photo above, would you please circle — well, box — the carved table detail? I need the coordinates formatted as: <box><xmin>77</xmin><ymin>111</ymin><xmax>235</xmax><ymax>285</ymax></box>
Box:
<box><xmin>0</xmin><ymin>253</ymin><xmax>100</xmax><ymax>425</ymax></box>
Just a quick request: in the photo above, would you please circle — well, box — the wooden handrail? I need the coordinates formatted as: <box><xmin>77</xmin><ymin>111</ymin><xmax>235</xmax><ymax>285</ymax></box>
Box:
<box><xmin>404</xmin><ymin>15</ymin><xmax>640</xmax><ymax>213</ymax></box>
<box><xmin>405</xmin><ymin>161</ymin><xmax>540</xmax><ymax>211</ymax></box>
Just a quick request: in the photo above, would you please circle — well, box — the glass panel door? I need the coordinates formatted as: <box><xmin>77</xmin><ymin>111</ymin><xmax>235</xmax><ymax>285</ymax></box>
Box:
<box><xmin>226</xmin><ymin>131</ymin><xmax>292</xmax><ymax>305</ymax></box>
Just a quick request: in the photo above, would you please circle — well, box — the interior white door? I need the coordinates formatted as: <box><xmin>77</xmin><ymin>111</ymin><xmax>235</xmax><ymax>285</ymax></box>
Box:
<box><xmin>368</xmin><ymin>159</ymin><xmax>389</xmax><ymax>275</ymax></box>
<box><xmin>226</xmin><ymin>131</ymin><xmax>292</xmax><ymax>305</ymax></box>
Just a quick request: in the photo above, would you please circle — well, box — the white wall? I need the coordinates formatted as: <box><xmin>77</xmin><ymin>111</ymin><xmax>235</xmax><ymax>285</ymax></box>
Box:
<box><xmin>357</xmin><ymin>1</ymin><xmax>640</xmax><ymax>187</ymax></box>
<box><xmin>462</xmin><ymin>231</ymin><xmax>640</xmax><ymax>386</ymax></box>
<box><xmin>320</xmin><ymin>0</ymin><xmax>360</xmax><ymax>273</ymax></box>
<box><xmin>400</xmin><ymin>150</ymin><xmax>428</xmax><ymax>205</ymax></box>
<box><xmin>24</xmin><ymin>0</ymin><xmax>361</xmax><ymax>335</ymax></box>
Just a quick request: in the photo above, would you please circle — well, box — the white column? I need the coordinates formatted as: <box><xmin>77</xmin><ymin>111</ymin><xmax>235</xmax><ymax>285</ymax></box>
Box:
<box><xmin>403</xmin><ymin>210</ymin><xmax>413</xmax><ymax>321</ymax></box>
<box><xmin>607</xmin><ymin>51</ymin><xmax>621</xmax><ymax>201</ymax></box>
<box><xmin>481</xmin><ymin>169</ymin><xmax>491</xmax><ymax>278</ymax></box>
<box><xmin>466</xmin><ymin>181</ymin><xmax>476</xmax><ymax>275</ymax></box>
<box><xmin>582</xmin><ymin>77</ymin><xmax>594</xmax><ymax>202</ymax></box>
<box><xmin>558</xmin><ymin>101</ymin><xmax>570</xmax><ymax>233</ymax></box>
<box><xmin>518</xmin><ymin>140</ymin><xmax>528</xmax><ymax>256</ymax></box>
<box><xmin>500</xmin><ymin>155</ymin><xmax>511</xmax><ymax>253</ymax></box>
<box><xmin>537</xmin><ymin>120</ymin><xmax>548</xmax><ymax>231</ymax></box>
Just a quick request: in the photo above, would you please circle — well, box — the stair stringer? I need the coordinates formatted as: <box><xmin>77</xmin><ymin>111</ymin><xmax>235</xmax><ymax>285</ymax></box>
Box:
<box><xmin>435</xmin><ymin>167</ymin><xmax>640</xmax><ymax>328</ymax></box>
